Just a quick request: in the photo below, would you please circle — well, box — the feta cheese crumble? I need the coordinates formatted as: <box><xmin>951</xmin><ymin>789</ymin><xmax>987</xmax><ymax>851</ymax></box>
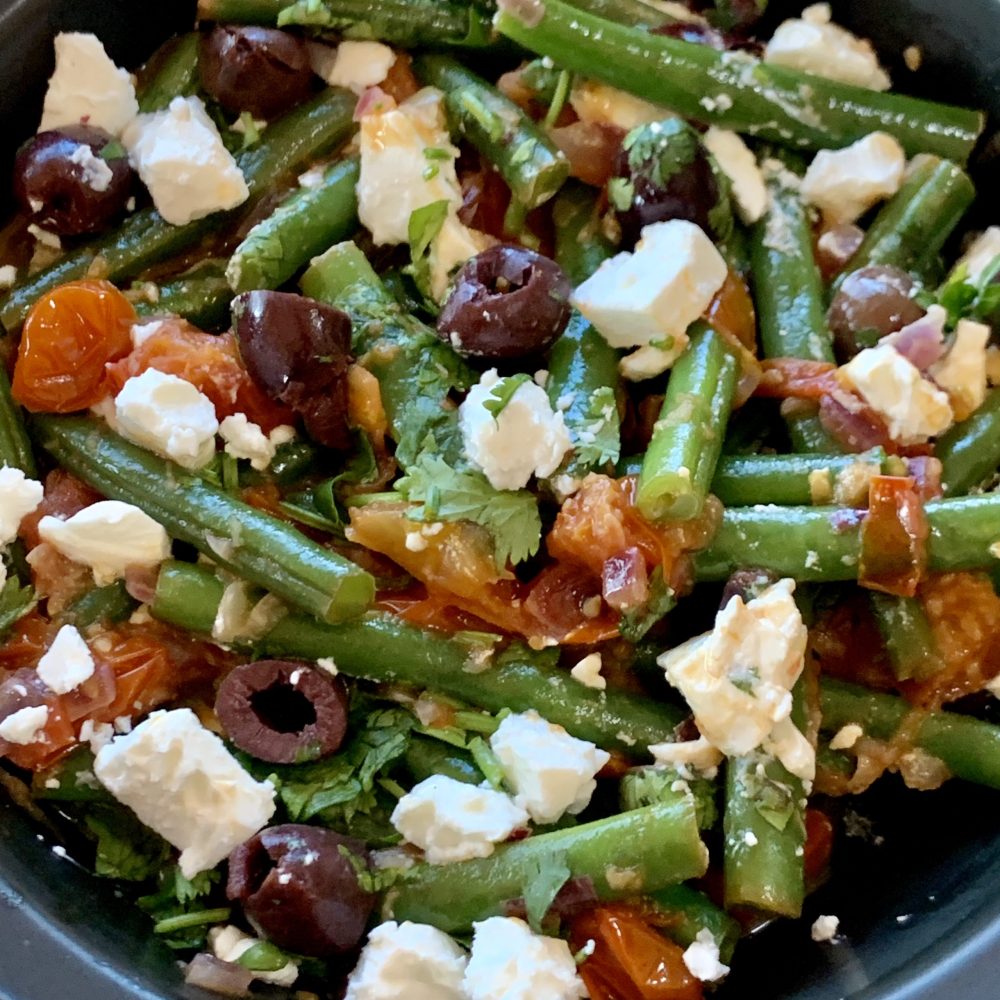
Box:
<box><xmin>648</xmin><ymin>736</ymin><xmax>724</xmax><ymax>775</ymax></box>
<box><xmin>957</xmin><ymin>227</ymin><xmax>1000</xmax><ymax>283</ymax></box>
<box><xmin>570</xmin><ymin>651</ymin><xmax>606</xmax><ymax>690</ymax></box>
<box><xmin>489</xmin><ymin>710</ymin><xmax>610</xmax><ymax>824</ymax></box>
<box><xmin>569</xmin><ymin>79</ymin><xmax>674</xmax><ymax>132</ymax></box>
<box><xmin>114</xmin><ymin>368</ymin><xmax>220</xmax><ymax>469</ymax></box>
<box><xmin>829</xmin><ymin>723</ymin><xmax>863</xmax><ymax>750</ymax></box>
<box><xmin>68</xmin><ymin>143</ymin><xmax>114</xmax><ymax>192</ymax></box>
<box><xmin>36</xmin><ymin>625</ymin><xmax>95</xmax><ymax>695</ymax></box>
<box><xmin>0</xmin><ymin>705</ymin><xmax>49</xmax><ymax>745</ymax></box>
<box><xmin>572</xmin><ymin>220</ymin><xmax>728</xmax><ymax>353</ymax></box>
<box><xmin>801</xmin><ymin>133</ymin><xmax>906</xmax><ymax>225</ymax></box>
<box><xmin>313</xmin><ymin>40</ymin><xmax>396</xmax><ymax>94</ymax></box>
<box><xmin>459</xmin><ymin>370</ymin><xmax>571</xmax><ymax>491</ymax></box>
<box><xmin>929</xmin><ymin>318</ymin><xmax>990</xmax><ymax>420</ymax></box>
<box><xmin>122</xmin><ymin>96</ymin><xmax>249</xmax><ymax>226</ymax></box>
<box><xmin>682</xmin><ymin>928</ymin><xmax>730</xmax><ymax>982</ymax></box>
<box><xmin>94</xmin><ymin>708</ymin><xmax>276</xmax><ymax>878</ymax></box>
<box><xmin>210</xmin><ymin>926</ymin><xmax>298</xmax><ymax>988</ymax></box>
<box><xmin>703</xmin><ymin>128</ymin><xmax>767</xmax><ymax>225</ymax></box>
<box><xmin>463</xmin><ymin>917</ymin><xmax>587</xmax><ymax>1000</ymax></box>
<box><xmin>811</xmin><ymin>914</ymin><xmax>840</xmax><ymax>942</ymax></box>
<box><xmin>390</xmin><ymin>774</ymin><xmax>528</xmax><ymax>864</ymax></box>
<box><xmin>219</xmin><ymin>413</ymin><xmax>296</xmax><ymax>471</ymax></box>
<box><xmin>0</xmin><ymin>466</ymin><xmax>44</xmax><ymax>546</ymax></box>
<box><xmin>344</xmin><ymin>921</ymin><xmax>468</xmax><ymax>1000</ymax></box>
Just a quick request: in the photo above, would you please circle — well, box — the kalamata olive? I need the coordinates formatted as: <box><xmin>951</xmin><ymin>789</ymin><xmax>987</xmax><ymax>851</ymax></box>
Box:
<box><xmin>719</xmin><ymin>568</ymin><xmax>778</xmax><ymax>609</ymax></box>
<box><xmin>827</xmin><ymin>265</ymin><xmax>925</xmax><ymax>360</ymax></box>
<box><xmin>233</xmin><ymin>290</ymin><xmax>352</xmax><ymax>449</ymax></box>
<box><xmin>14</xmin><ymin>126</ymin><xmax>133</xmax><ymax>236</ymax></box>
<box><xmin>215</xmin><ymin>659</ymin><xmax>349</xmax><ymax>764</ymax></box>
<box><xmin>199</xmin><ymin>25</ymin><xmax>313</xmax><ymax>120</ymax></box>
<box><xmin>436</xmin><ymin>244</ymin><xmax>571</xmax><ymax>360</ymax></box>
<box><xmin>227</xmin><ymin>824</ymin><xmax>375</xmax><ymax>957</ymax></box>
<box><xmin>610</xmin><ymin>118</ymin><xmax>733</xmax><ymax>247</ymax></box>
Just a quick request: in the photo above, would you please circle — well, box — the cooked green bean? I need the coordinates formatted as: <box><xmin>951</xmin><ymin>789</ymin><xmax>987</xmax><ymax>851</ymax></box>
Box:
<box><xmin>0</xmin><ymin>365</ymin><xmax>36</xmax><ymax>476</ymax></box>
<box><xmin>869</xmin><ymin>593</ymin><xmax>940</xmax><ymax>682</ymax></box>
<box><xmin>134</xmin><ymin>261</ymin><xmax>233</xmax><ymax>330</ymax></box>
<box><xmin>137</xmin><ymin>34</ymin><xmax>200</xmax><ymax>113</ymax></box>
<box><xmin>645</xmin><ymin>884</ymin><xmax>741</xmax><ymax>962</ymax></box>
<box><xmin>936</xmin><ymin>389</ymin><xmax>1000</xmax><ymax>496</ymax></box>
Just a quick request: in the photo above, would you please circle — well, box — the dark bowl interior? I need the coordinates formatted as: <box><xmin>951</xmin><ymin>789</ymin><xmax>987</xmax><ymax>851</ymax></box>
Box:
<box><xmin>1</xmin><ymin>1</ymin><xmax>999</xmax><ymax>998</ymax></box>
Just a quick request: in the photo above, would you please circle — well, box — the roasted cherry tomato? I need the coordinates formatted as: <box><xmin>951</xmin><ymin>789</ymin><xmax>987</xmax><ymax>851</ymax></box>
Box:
<box><xmin>12</xmin><ymin>280</ymin><xmax>135</xmax><ymax>412</ymax></box>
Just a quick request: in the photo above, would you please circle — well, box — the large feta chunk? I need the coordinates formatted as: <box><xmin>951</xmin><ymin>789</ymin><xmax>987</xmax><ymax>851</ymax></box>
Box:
<box><xmin>569</xmin><ymin>79</ymin><xmax>673</xmax><ymax>132</ymax></box>
<box><xmin>801</xmin><ymin>133</ymin><xmax>905</xmax><ymax>225</ymax></box>
<box><xmin>344</xmin><ymin>921</ymin><xmax>468</xmax><ymax>1000</ymax></box>
<box><xmin>489</xmin><ymin>710</ymin><xmax>609</xmax><ymax>824</ymax></box>
<box><xmin>36</xmin><ymin>625</ymin><xmax>95</xmax><ymax>695</ymax></box>
<box><xmin>114</xmin><ymin>368</ymin><xmax>220</xmax><ymax>469</ymax></box>
<box><xmin>210</xmin><ymin>926</ymin><xmax>298</xmax><ymax>988</ymax></box>
<box><xmin>930</xmin><ymin>319</ymin><xmax>990</xmax><ymax>420</ymax></box>
<box><xmin>313</xmin><ymin>40</ymin><xmax>396</xmax><ymax>94</ymax></box>
<box><xmin>658</xmin><ymin>579</ymin><xmax>814</xmax><ymax>780</ymax></box>
<box><xmin>357</xmin><ymin>88</ymin><xmax>462</xmax><ymax>245</ymax></box>
<box><xmin>0</xmin><ymin>466</ymin><xmax>44</xmax><ymax>546</ymax></box>
<box><xmin>703</xmin><ymin>128</ymin><xmax>767</xmax><ymax>225</ymax></box>
<box><xmin>463</xmin><ymin>917</ymin><xmax>587</xmax><ymax>1000</ymax></box>
<box><xmin>39</xmin><ymin>33</ymin><xmax>139</xmax><ymax>135</ymax></box>
<box><xmin>94</xmin><ymin>708</ymin><xmax>276</xmax><ymax>877</ymax></box>
<box><xmin>572</xmin><ymin>220</ymin><xmax>727</xmax><ymax>351</ymax></box>
<box><xmin>459</xmin><ymin>370</ymin><xmax>571</xmax><ymax>491</ymax></box>
<box><xmin>683</xmin><ymin>929</ymin><xmax>730</xmax><ymax>983</ymax></box>
<box><xmin>840</xmin><ymin>343</ymin><xmax>954</xmax><ymax>445</ymax></box>
<box><xmin>764</xmin><ymin>3</ymin><xmax>891</xmax><ymax>91</ymax></box>
<box><xmin>219</xmin><ymin>414</ymin><xmax>295</xmax><ymax>471</ymax></box>
<box><xmin>38</xmin><ymin>500</ymin><xmax>171</xmax><ymax>586</ymax></box>
<box><xmin>390</xmin><ymin>774</ymin><xmax>528</xmax><ymax>864</ymax></box>
<box><xmin>957</xmin><ymin>227</ymin><xmax>1000</xmax><ymax>283</ymax></box>
<box><xmin>0</xmin><ymin>705</ymin><xmax>49</xmax><ymax>745</ymax></box>
<box><xmin>122</xmin><ymin>96</ymin><xmax>249</xmax><ymax>226</ymax></box>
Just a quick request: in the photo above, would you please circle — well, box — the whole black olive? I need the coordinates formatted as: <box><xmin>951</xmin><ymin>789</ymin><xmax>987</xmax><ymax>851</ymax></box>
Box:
<box><xmin>610</xmin><ymin>118</ymin><xmax>733</xmax><ymax>248</ymax></box>
<box><xmin>233</xmin><ymin>290</ymin><xmax>353</xmax><ymax>449</ymax></box>
<box><xmin>436</xmin><ymin>244</ymin><xmax>572</xmax><ymax>361</ymax></box>
<box><xmin>14</xmin><ymin>125</ymin><xmax>133</xmax><ymax>236</ymax></box>
<box><xmin>215</xmin><ymin>659</ymin><xmax>349</xmax><ymax>764</ymax></box>
<box><xmin>199</xmin><ymin>25</ymin><xmax>313</xmax><ymax>120</ymax></box>
<box><xmin>827</xmin><ymin>265</ymin><xmax>925</xmax><ymax>361</ymax></box>
<box><xmin>227</xmin><ymin>824</ymin><xmax>375</xmax><ymax>957</ymax></box>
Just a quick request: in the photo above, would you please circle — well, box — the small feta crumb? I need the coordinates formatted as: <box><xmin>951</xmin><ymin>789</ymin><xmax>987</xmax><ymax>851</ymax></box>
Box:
<box><xmin>114</xmin><ymin>715</ymin><xmax>132</xmax><ymax>734</ymax></box>
<box><xmin>682</xmin><ymin>929</ymin><xmax>730</xmax><ymax>983</ymax></box>
<box><xmin>130</xmin><ymin>319</ymin><xmax>167</xmax><ymax>348</ymax></box>
<box><xmin>44</xmin><ymin>778</ymin><xmax>60</xmax><ymax>789</ymax></box>
<box><xmin>459</xmin><ymin>370</ymin><xmax>571</xmax><ymax>491</ymax></box>
<box><xmin>122</xmin><ymin>96</ymin><xmax>249</xmax><ymax>226</ymax></box>
<box><xmin>830</xmin><ymin>723</ymin><xmax>863</xmax><ymax>750</ymax></box>
<box><xmin>956</xmin><ymin>227</ymin><xmax>1000</xmax><ymax>284</ymax></box>
<box><xmin>36</xmin><ymin>625</ymin><xmax>95</xmax><ymax>695</ymax></box>
<box><xmin>703</xmin><ymin>128</ymin><xmax>767</xmax><ymax>225</ymax></box>
<box><xmin>929</xmin><ymin>319</ymin><xmax>990</xmax><ymax>419</ymax></box>
<box><xmin>569</xmin><ymin>79</ymin><xmax>673</xmax><ymax>132</ymax></box>
<box><xmin>316</xmin><ymin>657</ymin><xmax>338</xmax><ymax>676</ymax></box>
<box><xmin>570</xmin><ymin>652</ymin><xmax>606</xmax><ymax>690</ymax></box>
<box><xmin>811</xmin><ymin>914</ymin><xmax>840</xmax><ymax>942</ymax></box>
<box><xmin>94</xmin><ymin>709</ymin><xmax>275</xmax><ymax>877</ymax></box>
<box><xmin>903</xmin><ymin>45</ymin><xmax>923</xmax><ymax>71</ymax></box>
<box><xmin>27</xmin><ymin>224</ymin><xmax>61</xmax><ymax>249</ymax></box>
<box><xmin>619</xmin><ymin>344</ymin><xmax>678</xmax><ymax>382</ymax></box>
<box><xmin>80</xmin><ymin>719</ymin><xmax>115</xmax><ymax>754</ymax></box>
<box><xmin>68</xmin><ymin>143</ymin><xmax>114</xmax><ymax>192</ymax></box>
<box><xmin>463</xmin><ymin>917</ymin><xmax>587</xmax><ymax>1000</ymax></box>
<box><xmin>648</xmin><ymin>736</ymin><xmax>724</xmax><ymax>775</ymax></box>
<box><xmin>219</xmin><ymin>413</ymin><xmax>295</xmax><ymax>471</ymax></box>
<box><xmin>210</xmin><ymin>926</ymin><xmax>298</xmax><ymax>988</ymax></box>
<box><xmin>390</xmin><ymin>775</ymin><xmax>528</xmax><ymax>864</ymax></box>
<box><xmin>744</xmin><ymin>830</ymin><xmax>759</xmax><ymax>847</ymax></box>
<box><xmin>114</xmin><ymin>368</ymin><xmax>219</xmax><ymax>469</ymax></box>
<box><xmin>344</xmin><ymin>921</ymin><xmax>468</xmax><ymax>1000</ymax></box>
<box><xmin>801</xmin><ymin>133</ymin><xmax>906</xmax><ymax>225</ymax></box>
<box><xmin>405</xmin><ymin>530</ymin><xmax>428</xmax><ymax>552</ymax></box>
<box><xmin>572</xmin><ymin>220</ymin><xmax>727</xmax><ymax>352</ymax></box>
<box><xmin>489</xmin><ymin>710</ymin><xmax>609</xmax><ymax>824</ymax></box>
<box><xmin>38</xmin><ymin>500</ymin><xmax>171</xmax><ymax>586</ymax></box>
<box><xmin>0</xmin><ymin>466</ymin><xmax>44</xmax><ymax>545</ymax></box>
<box><xmin>0</xmin><ymin>264</ymin><xmax>17</xmax><ymax>289</ymax></box>
<box><xmin>0</xmin><ymin>705</ymin><xmax>49</xmax><ymax>745</ymax></box>
<box><xmin>313</xmin><ymin>40</ymin><xmax>396</xmax><ymax>94</ymax></box>
<box><xmin>298</xmin><ymin>166</ymin><xmax>326</xmax><ymax>189</ymax></box>
<box><xmin>39</xmin><ymin>33</ymin><xmax>139</xmax><ymax>135</ymax></box>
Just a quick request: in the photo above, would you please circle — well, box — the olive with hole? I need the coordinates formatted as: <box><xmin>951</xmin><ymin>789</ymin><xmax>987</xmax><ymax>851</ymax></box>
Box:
<box><xmin>214</xmin><ymin>659</ymin><xmax>349</xmax><ymax>764</ymax></box>
<box><xmin>14</xmin><ymin>125</ymin><xmax>133</xmax><ymax>236</ymax></box>
<box><xmin>827</xmin><ymin>264</ymin><xmax>926</xmax><ymax>360</ymax></box>
<box><xmin>436</xmin><ymin>244</ymin><xmax>572</xmax><ymax>361</ymax></box>
<box><xmin>199</xmin><ymin>25</ymin><xmax>313</xmax><ymax>120</ymax></box>
<box><xmin>227</xmin><ymin>824</ymin><xmax>375</xmax><ymax>957</ymax></box>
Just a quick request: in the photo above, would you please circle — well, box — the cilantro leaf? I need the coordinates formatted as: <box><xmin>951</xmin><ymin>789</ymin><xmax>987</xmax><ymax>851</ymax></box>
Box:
<box><xmin>138</xmin><ymin>866</ymin><xmax>225</xmax><ymax>951</ymax></box>
<box><xmin>925</xmin><ymin>255</ymin><xmax>1000</xmax><ymax>328</ymax></box>
<box><xmin>483</xmin><ymin>373</ymin><xmax>532</xmax><ymax>420</ymax></box>
<box><xmin>0</xmin><ymin>572</ymin><xmax>35</xmax><ymax>640</ymax></box>
<box><xmin>522</xmin><ymin>852</ymin><xmax>572</xmax><ymax>933</ymax></box>
<box><xmin>620</xmin><ymin>766</ymin><xmax>718</xmax><ymax>830</ymax></box>
<box><xmin>84</xmin><ymin>804</ymin><xmax>170</xmax><ymax>882</ymax></box>
<box><xmin>396</xmin><ymin>451</ymin><xmax>543</xmax><ymax>567</ymax></box>
<box><xmin>98</xmin><ymin>139</ymin><xmax>126</xmax><ymax>161</ymax></box>
<box><xmin>574</xmin><ymin>386</ymin><xmax>621</xmax><ymax>469</ymax></box>
<box><xmin>406</xmin><ymin>199</ymin><xmax>451</xmax><ymax>305</ymax></box>
<box><xmin>618</xmin><ymin>566</ymin><xmax>675</xmax><ymax>642</ymax></box>
<box><xmin>607</xmin><ymin>177</ymin><xmax>635</xmax><ymax>213</ymax></box>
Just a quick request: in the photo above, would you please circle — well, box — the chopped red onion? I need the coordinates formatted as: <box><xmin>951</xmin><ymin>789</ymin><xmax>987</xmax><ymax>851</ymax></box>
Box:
<box><xmin>601</xmin><ymin>547</ymin><xmax>649</xmax><ymax>612</ymax></box>
<box><xmin>184</xmin><ymin>954</ymin><xmax>254</xmax><ymax>997</ymax></box>
<box><xmin>884</xmin><ymin>309</ymin><xmax>947</xmax><ymax>371</ymax></box>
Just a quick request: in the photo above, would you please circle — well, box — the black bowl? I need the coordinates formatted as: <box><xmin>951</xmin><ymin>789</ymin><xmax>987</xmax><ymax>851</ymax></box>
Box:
<box><xmin>1</xmin><ymin>2</ymin><xmax>999</xmax><ymax>998</ymax></box>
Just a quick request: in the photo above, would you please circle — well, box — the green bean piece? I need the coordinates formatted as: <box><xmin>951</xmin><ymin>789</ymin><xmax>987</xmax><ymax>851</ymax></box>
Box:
<box><xmin>137</xmin><ymin>34</ymin><xmax>200</xmax><ymax>113</ymax></box>
<box><xmin>645</xmin><ymin>884</ymin><xmax>741</xmax><ymax>962</ymax></box>
<box><xmin>62</xmin><ymin>581</ymin><xmax>136</xmax><ymax>630</ymax></box>
<box><xmin>567</xmin><ymin>0</ymin><xmax>679</xmax><ymax>27</ymax></box>
<box><xmin>227</xmin><ymin>157</ymin><xmax>360</xmax><ymax>293</ymax></box>
<box><xmin>151</xmin><ymin>561</ymin><xmax>684</xmax><ymax>752</ymax></box>
<box><xmin>869</xmin><ymin>592</ymin><xmax>940</xmax><ymax>682</ymax></box>
<box><xmin>388</xmin><ymin>800</ymin><xmax>708</xmax><ymax>932</ymax></box>
<box><xmin>835</xmin><ymin>156</ymin><xmax>976</xmax><ymax>285</ymax></box>
<box><xmin>820</xmin><ymin>679</ymin><xmax>1000</xmax><ymax>790</ymax></box>
<box><xmin>415</xmin><ymin>55</ymin><xmax>569</xmax><ymax>211</ymax></box>
<box><xmin>0</xmin><ymin>365</ymin><xmax>36</xmax><ymax>476</ymax></box>
<box><xmin>1</xmin><ymin>88</ymin><xmax>357</xmax><ymax>333</ymax></box>
<box><xmin>197</xmin><ymin>0</ymin><xmax>493</xmax><ymax>47</ymax></box>
<box><xmin>494</xmin><ymin>0</ymin><xmax>985</xmax><ymax>161</ymax></box>
<box><xmin>403</xmin><ymin>736</ymin><xmax>482</xmax><ymax>786</ymax></box>
<box><xmin>35</xmin><ymin>417</ymin><xmax>375</xmax><ymax>623</ymax></box>
<box><xmin>937</xmin><ymin>390</ymin><xmax>1000</xmax><ymax>496</ymax></box>
<box><xmin>694</xmin><ymin>494</ymin><xmax>1000</xmax><ymax>582</ymax></box>
<box><xmin>134</xmin><ymin>261</ymin><xmax>233</xmax><ymax>330</ymax></box>
<box><xmin>637</xmin><ymin>324</ymin><xmax>738</xmax><ymax>522</ymax></box>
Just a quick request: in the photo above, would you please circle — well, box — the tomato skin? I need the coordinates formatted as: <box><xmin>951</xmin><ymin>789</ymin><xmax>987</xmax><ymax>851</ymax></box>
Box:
<box><xmin>12</xmin><ymin>280</ymin><xmax>135</xmax><ymax>412</ymax></box>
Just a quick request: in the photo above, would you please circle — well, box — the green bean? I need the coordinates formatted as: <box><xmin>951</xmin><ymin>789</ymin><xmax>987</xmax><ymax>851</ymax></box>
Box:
<box><xmin>820</xmin><ymin>679</ymin><xmax>1000</xmax><ymax>790</ymax></box>
<box><xmin>1</xmin><ymin>88</ymin><xmax>357</xmax><ymax>333</ymax></box>
<box><xmin>34</xmin><ymin>417</ymin><xmax>375</xmax><ymax>623</ymax></box>
<box><xmin>835</xmin><ymin>156</ymin><xmax>976</xmax><ymax>284</ymax></box>
<box><xmin>227</xmin><ymin>157</ymin><xmax>360</xmax><ymax>293</ymax></box>
<box><xmin>567</xmin><ymin>0</ymin><xmax>679</xmax><ymax>27</ymax></box>
<box><xmin>388</xmin><ymin>800</ymin><xmax>707</xmax><ymax>931</ymax></box>
<box><xmin>645</xmin><ymin>884</ymin><xmax>741</xmax><ymax>962</ymax></box>
<box><xmin>134</xmin><ymin>261</ymin><xmax>233</xmax><ymax>330</ymax></box>
<box><xmin>0</xmin><ymin>366</ymin><xmax>36</xmax><ymax>476</ymax></box>
<box><xmin>637</xmin><ymin>324</ymin><xmax>738</xmax><ymax>521</ymax></box>
<box><xmin>414</xmin><ymin>55</ymin><xmax>569</xmax><ymax>211</ymax></box>
<box><xmin>936</xmin><ymin>389</ymin><xmax>1000</xmax><ymax>496</ymax></box>
<box><xmin>869</xmin><ymin>593</ymin><xmax>940</xmax><ymax>682</ymax></box>
<box><xmin>137</xmin><ymin>34</ymin><xmax>200</xmax><ymax>113</ymax></box>
<box><xmin>197</xmin><ymin>0</ymin><xmax>493</xmax><ymax>47</ymax></box>
<box><xmin>62</xmin><ymin>582</ymin><xmax>136</xmax><ymax>630</ymax></box>
<box><xmin>494</xmin><ymin>0</ymin><xmax>984</xmax><ymax>161</ymax></box>
<box><xmin>151</xmin><ymin>561</ymin><xmax>684</xmax><ymax>752</ymax></box>
<box><xmin>403</xmin><ymin>736</ymin><xmax>482</xmax><ymax>786</ymax></box>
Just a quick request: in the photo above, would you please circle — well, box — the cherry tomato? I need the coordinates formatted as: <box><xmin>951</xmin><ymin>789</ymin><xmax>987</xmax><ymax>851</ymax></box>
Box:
<box><xmin>704</xmin><ymin>270</ymin><xmax>756</xmax><ymax>352</ymax></box>
<box><xmin>804</xmin><ymin>809</ymin><xmax>835</xmax><ymax>887</ymax></box>
<box><xmin>12</xmin><ymin>280</ymin><xmax>135</xmax><ymax>412</ymax></box>
<box><xmin>0</xmin><ymin>668</ymin><xmax>76</xmax><ymax>770</ymax></box>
